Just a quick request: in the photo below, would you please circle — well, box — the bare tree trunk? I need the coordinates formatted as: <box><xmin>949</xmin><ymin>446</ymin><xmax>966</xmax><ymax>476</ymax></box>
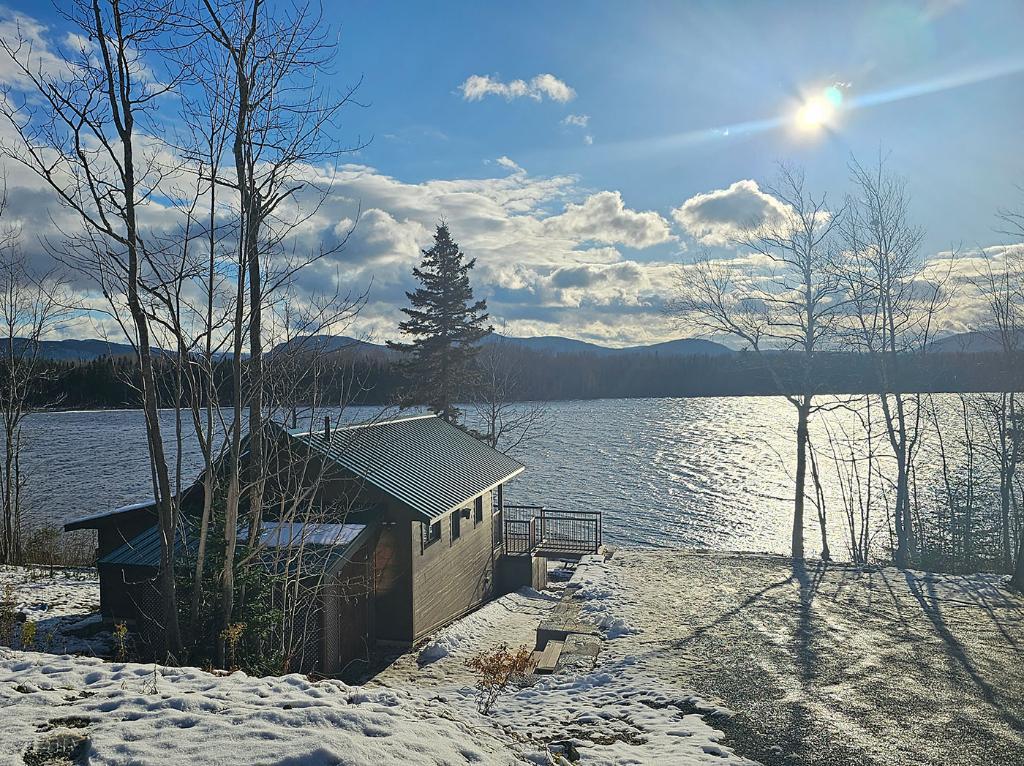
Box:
<box><xmin>1012</xmin><ymin>532</ymin><xmax>1024</xmax><ymax>592</ymax></box>
<box><xmin>793</xmin><ymin>397</ymin><xmax>810</xmax><ymax>559</ymax></box>
<box><xmin>670</xmin><ymin>164</ymin><xmax>844</xmax><ymax>562</ymax></box>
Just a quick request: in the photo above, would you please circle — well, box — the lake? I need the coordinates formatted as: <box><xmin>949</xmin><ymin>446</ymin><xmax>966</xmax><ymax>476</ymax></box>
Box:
<box><xmin>16</xmin><ymin>395</ymin><xmax>998</xmax><ymax>560</ymax></box>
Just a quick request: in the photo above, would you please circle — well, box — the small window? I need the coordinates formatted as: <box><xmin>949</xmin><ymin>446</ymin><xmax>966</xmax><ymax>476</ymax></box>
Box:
<box><xmin>423</xmin><ymin>520</ymin><xmax>441</xmax><ymax>548</ymax></box>
<box><xmin>451</xmin><ymin>510</ymin><xmax>461</xmax><ymax>542</ymax></box>
<box><xmin>474</xmin><ymin>496</ymin><xmax>484</xmax><ymax>525</ymax></box>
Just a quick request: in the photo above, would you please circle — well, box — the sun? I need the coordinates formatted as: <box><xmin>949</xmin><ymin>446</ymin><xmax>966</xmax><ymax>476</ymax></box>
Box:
<box><xmin>794</xmin><ymin>86</ymin><xmax>844</xmax><ymax>131</ymax></box>
<box><xmin>796</xmin><ymin>98</ymin><xmax>832</xmax><ymax>129</ymax></box>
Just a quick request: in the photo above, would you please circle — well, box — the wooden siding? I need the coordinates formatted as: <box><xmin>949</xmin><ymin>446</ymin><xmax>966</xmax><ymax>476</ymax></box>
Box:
<box><xmin>410</xmin><ymin>489</ymin><xmax>496</xmax><ymax>642</ymax></box>
<box><xmin>370</xmin><ymin>502</ymin><xmax>414</xmax><ymax>642</ymax></box>
<box><xmin>321</xmin><ymin>549</ymin><xmax>374</xmax><ymax>675</ymax></box>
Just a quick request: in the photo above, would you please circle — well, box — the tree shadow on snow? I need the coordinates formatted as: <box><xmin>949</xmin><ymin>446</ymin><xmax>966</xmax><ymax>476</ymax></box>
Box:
<box><xmin>900</xmin><ymin>570</ymin><xmax>1024</xmax><ymax>734</ymax></box>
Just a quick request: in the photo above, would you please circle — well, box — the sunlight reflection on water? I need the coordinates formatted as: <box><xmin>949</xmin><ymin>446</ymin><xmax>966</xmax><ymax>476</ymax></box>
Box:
<box><xmin>22</xmin><ymin>395</ymin><xmax>990</xmax><ymax>560</ymax></box>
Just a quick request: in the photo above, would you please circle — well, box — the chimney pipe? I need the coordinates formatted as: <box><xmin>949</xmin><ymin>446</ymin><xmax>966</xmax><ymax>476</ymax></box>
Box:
<box><xmin>324</xmin><ymin>415</ymin><xmax>331</xmax><ymax>440</ymax></box>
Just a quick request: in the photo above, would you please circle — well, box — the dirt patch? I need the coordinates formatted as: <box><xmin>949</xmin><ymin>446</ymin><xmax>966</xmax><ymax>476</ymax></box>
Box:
<box><xmin>23</xmin><ymin>731</ymin><xmax>90</xmax><ymax>766</ymax></box>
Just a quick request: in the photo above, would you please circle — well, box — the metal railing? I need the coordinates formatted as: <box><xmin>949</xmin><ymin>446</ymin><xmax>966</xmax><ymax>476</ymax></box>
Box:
<box><xmin>502</xmin><ymin>505</ymin><xmax>601</xmax><ymax>557</ymax></box>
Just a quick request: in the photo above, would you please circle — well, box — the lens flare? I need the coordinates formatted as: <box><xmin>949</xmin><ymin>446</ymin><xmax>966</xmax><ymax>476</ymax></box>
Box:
<box><xmin>796</xmin><ymin>96</ymin><xmax>834</xmax><ymax>130</ymax></box>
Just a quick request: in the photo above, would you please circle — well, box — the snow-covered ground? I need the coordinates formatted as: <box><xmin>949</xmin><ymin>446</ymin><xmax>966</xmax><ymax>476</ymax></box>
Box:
<box><xmin>0</xmin><ymin>556</ymin><xmax>754</xmax><ymax>765</ymax></box>
<box><xmin>0</xmin><ymin>565</ymin><xmax>110</xmax><ymax>656</ymax></box>
<box><xmin>599</xmin><ymin>551</ymin><xmax>1024</xmax><ymax>766</ymax></box>
<box><xmin>375</xmin><ymin>557</ymin><xmax>755</xmax><ymax>765</ymax></box>
<box><xmin>0</xmin><ymin>651</ymin><xmax>523</xmax><ymax>765</ymax></box>
<box><xmin>7</xmin><ymin>551</ymin><xmax>1018</xmax><ymax>765</ymax></box>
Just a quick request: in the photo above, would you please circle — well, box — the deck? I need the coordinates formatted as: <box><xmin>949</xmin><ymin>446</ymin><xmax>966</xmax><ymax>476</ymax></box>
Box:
<box><xmin>496</xmin><ymin>505</ymin><xmax>602</xmax><ymax>558</ymax></box>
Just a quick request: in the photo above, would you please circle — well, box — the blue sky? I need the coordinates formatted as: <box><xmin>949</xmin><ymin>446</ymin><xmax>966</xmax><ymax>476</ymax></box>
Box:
<box><xmin>339</xmin><ymin>0</ymin><xmax>1022</xmax><ymax>247</ymax></box>
<box><xmin>5</xmin><ymin>0</ymin><xmax>1024</xmax><ymax>344</ymax></box>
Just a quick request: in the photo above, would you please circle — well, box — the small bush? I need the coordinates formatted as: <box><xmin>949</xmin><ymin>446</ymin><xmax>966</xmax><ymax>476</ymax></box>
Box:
<box><xmin>220</xmin><ymin>622</ymin><xmax>246</xmax><ymax>672</ymax></box>
<box><xmin>465</xmin><ymin>643</ymin><xmax>532</xmax><ymax>714</ymax></box>
<box><xmin>20</xmin><ymin>620</ymin><xmax>36</xmax><ymax>650</ymax></box>
<box><xmin>21</xmin><ymin>526</ymin><xmax>94</xmax><ymax>568</ymax></box>
<box><xmin>113</xmin><ymin>622</ymin><xmax>129</xmax><ymax>663</ymax></box>
<box><xmin>0</xmin><ymin>584</ymin><xmax>15</xmax><ymax>645</ymax></box>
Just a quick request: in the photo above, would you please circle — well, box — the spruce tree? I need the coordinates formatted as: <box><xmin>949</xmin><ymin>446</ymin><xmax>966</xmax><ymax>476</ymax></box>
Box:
<box><xmin>388</xmin><ymin>224</ymin><xmax>491</xmax><ymax>423</ymax></box>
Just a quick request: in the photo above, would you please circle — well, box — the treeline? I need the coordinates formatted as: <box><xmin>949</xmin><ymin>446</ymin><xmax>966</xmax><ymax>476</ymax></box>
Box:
<box><xmin>17</xmin><ymin>348</ymin><xmax>1024</xmax><ymax>410</ymax></box>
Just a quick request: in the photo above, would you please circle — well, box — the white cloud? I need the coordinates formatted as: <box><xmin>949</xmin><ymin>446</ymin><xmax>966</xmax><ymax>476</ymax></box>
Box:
<box><xmin>561</xmin><ymin>114</ymin><xmax>590</xmax><ymax>128</ymax></box>
<box><xmin>495</xmin><ymin>156</ymin><xmax>524</xmax><ymax>174</ymax></box>
<box><xmin>459</xmin><ymin>73</ymin><xmax>576</xmax><ymax>103</ymax></box>
<box><xmin>584</xmin><ymin>134</ymin><xmax>594</xmax><ymax>145</ymax></box>
<box><xmin>672</xmin><ymin>180</ymin><xmax>793</xmax><ymax>246</ymax></box>
<box><xmin>544</xmin><ymin>191</ymin><xmax>673</xmax><ymax>249</ymax></box>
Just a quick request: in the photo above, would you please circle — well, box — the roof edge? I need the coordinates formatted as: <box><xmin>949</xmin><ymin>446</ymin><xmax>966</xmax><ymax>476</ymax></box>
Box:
<box><xmin>287</xmin><ymin>413</ymin><xmax>437</xmax><ymax>438</ymax></box>
<box><xmin>64</xmin><ymin>500</ymin><xmax>157</xmax><ymax>532</ymax></box>
<box><xmin>412</xmin><ymin>465</ymin><xmax>526</xmax><ymax>522</ymax></box>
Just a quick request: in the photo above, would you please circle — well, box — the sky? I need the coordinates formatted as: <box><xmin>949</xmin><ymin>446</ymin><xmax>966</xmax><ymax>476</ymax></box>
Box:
<box><xmin>2</xmin><ymin>0</ymin><xmax>1024</xmax><ymax>346</ymax></box>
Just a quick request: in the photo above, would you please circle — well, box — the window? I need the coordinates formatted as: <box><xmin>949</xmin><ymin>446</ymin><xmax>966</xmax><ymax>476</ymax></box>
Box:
<box><xmin>451</xmin><ymin>510</ymin><xmax>462</xmax><ymax>541</ymax></box>
<box><xmin>423</xmin><ymin>520</ymin><xmax>441</xmax><ymax>548</ymax></box>
<box><xmin>474</xmin><ymin>496</ymin><xmax>484</xmax><ymax>525</ymax></box>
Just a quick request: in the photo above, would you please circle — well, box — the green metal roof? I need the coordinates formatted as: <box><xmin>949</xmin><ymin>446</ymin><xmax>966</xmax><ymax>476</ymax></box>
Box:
<box><xmin>99</xmin><ymin>521</ymin><xmax>375</xmax><ymax>574</ymax></box>
<box><xmin>292</xmin><ymin>415</ymin><xmax>524</xmax><ymax>521</ymax></box>
<box><xmin>98</xmin><ymin>524</ymin><xmax>183</xmax><ymax>568</ymax></box>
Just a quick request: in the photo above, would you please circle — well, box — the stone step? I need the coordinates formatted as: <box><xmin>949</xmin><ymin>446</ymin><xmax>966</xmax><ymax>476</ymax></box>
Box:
<box><xmin>534</xmin><ymin>639</ymin><xmax>564</xmax><ymax>674</ymax></box>
<box><xmin>536</xmin><ymin>619</ymin><xmax>600</xmax><ymax>649</ymax></box>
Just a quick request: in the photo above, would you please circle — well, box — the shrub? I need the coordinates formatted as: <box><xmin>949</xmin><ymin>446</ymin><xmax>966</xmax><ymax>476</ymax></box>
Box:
<box><xmin>20</xmin><ymin>620</ymin><xmax>36</xmax><ymax>650</ymax></box>
<box><xmin>220</xmin><ymin>622</ymin><xmax>246</xmax><ymax>672</ymax></box>
<box><xmin>465</xmin><ymin>643</ymin><xmax>532</xmax><ymax>714</ymax></box>
<box><xmin>0</xmin><ymin>585</ymin><xmax>15</xmax><ymax>646</ymax></box>
<box><xmin>113</xmin><ymin>622</ymin><xmax>129</xmax><ymax>663</ymax></box>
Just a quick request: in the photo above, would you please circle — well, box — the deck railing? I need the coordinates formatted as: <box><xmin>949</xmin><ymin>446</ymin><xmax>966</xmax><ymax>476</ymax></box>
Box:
<box><xmin>502</xmin><ymin>505</ymin><xmax>601</xmax><ymax>557</ymax></box>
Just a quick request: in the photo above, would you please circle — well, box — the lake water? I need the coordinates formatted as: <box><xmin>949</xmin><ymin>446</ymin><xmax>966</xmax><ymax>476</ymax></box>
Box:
<box><xmin>17</xmin><ymin>396</ymin><xmax>999</xmax><ymax>560</ymax></box>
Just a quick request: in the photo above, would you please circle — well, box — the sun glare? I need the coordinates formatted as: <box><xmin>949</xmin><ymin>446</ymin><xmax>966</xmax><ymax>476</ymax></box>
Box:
<box><xmin>796</xmin><ymin>98</ymin><xmax>831</xmax><ymax>129</ymax></box>
<box><xmin>795</xmin><ymin>85</ymin><xmax>844</xmax><ymax>132</ymax></box>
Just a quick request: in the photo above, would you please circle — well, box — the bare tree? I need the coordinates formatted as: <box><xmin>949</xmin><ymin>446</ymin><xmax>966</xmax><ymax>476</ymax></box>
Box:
<box><xmin>671</xmin><ymin>165</ymin><xmax>845</xmax><ymax>559</ymax></box>
<box><xmin>189</xmin><ymin>0</ymin><xmax>364</xmax><ymax>661</ymax></box>
<box><xmin>0</xmin><ymin>223</ymin><xmax>70</xmax><ymax>564</ymax></box>
<box><xmin>823</xmin><ymin>398</ymin><xmax>878</xmax><ymax>564</ymax></box>
<box><xmin>986</xmin><ymin>201</ymin><xmax>1024</xmax><ymax>590</ymax></box>
<box><xmin>841</xmin><ymin>155</ymin><xmax>950</xmax><ymax>568</ymax></box>
<box><xmin>0</xmin><ymin>0</ymin><xmax>187</xmax><ymax>655</ymax></box>
<box><xmin>472</xmin><ymin>330</ymin><xmax>549</xmax><ymax>454</ymax></box>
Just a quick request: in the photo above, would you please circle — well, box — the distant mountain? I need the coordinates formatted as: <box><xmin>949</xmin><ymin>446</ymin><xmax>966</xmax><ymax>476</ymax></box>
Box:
<box><xmin>482</xmin><ymin>334</ymin><xmax>733</xmax><ymax>357</ymax></box>
<box><xmin>620</xmin><ymin>338</ymin><xmax>733</xmax><ymax>356</ymax></box>
<box><xmin>930</xmin><ymin>330</ymin><xmax>1021</xmax><ymax>354</ymax></box>
<box><xmin>269</xmin><ymin>335</ymin><xmax>392</xmax><ymax>359</ymax></box>
<box><xmin>481</xmin><ymin>335</ymin><xmax>612</xmax><ymax>355</ymax></box>
<box><xmin>26</xmin><ymin>333</ymin><xmax>731</xmax><ymax>361</ymax></box>
<box><xmin>0</xmin><ymin>337</ymin><xmax>138</xmax><ymax>361</ymax></box>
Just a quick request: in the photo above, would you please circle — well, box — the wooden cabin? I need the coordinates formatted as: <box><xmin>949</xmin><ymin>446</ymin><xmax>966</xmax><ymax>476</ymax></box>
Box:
<box><xmin>65</xmin><ymin>415</ymin><xmax>605</xmax><ymax>675</ymax></box>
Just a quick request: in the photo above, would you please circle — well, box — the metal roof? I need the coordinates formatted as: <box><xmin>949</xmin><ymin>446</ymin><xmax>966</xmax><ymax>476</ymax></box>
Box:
<box><xmin>99</xmin><ymin>521</ymin><xmax>375</xmax><ymax>575</ymax></box>
<box><xmin>98</xmin><ymin>524</ymin><xmax>182</xmax><ymax>568</ymax></box>
<box><xmin>64</xmin><ymin>500</ymin><xmax>156</xmax><ymax>532</ymax></box>
<box><xmin>254</xmin><ymin>523</ymin><xmax>375</xmax><ymax>576</ymax></box>
<box><xmin>244</xmin><ymin>522</ymin><xmax>366</xmax><ymax>549</ymax></box>
<box><xmin>291</xmin><ymin>414</ymin><xmax>524</xmax><ymax>521</ymax></box>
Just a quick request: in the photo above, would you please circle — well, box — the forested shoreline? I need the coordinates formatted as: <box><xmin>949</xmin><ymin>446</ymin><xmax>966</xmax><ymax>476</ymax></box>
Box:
<box><xmin>19</xmin><ymin>346</ymin><xmax>1024</xmax><ymax>410</ymax></box>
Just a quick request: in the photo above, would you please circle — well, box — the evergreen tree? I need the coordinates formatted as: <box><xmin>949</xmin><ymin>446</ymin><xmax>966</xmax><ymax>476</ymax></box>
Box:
<box><xmin>388</xmin><ymin>224</ymin><xmax>491</xmax><ymax>423</ymax></box>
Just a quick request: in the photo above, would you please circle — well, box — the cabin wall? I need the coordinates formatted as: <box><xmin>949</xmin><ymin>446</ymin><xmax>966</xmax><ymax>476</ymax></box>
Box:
<box><xmin>321</xmin><ymin>548</ymin><xmax>374</xmax><ymax>676</ymax></box>
<box><xmin>410</xmin><ymin>489</ymin><xmax>496</xmax><ymax>643</ymax></box>
<box><xmin>91</xmin><ymin>509</ymin><xmax>158</xmax><ymax>561</ymax></box>
<box><xmin>371</xmin><ymin>501</ymin><xmax>414</xmax><ymax>643</ymax></box>
<box><xmin>272</xmin><ymin>457</ymin><xmax>411</xmax><ymax>646</ymax></box>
